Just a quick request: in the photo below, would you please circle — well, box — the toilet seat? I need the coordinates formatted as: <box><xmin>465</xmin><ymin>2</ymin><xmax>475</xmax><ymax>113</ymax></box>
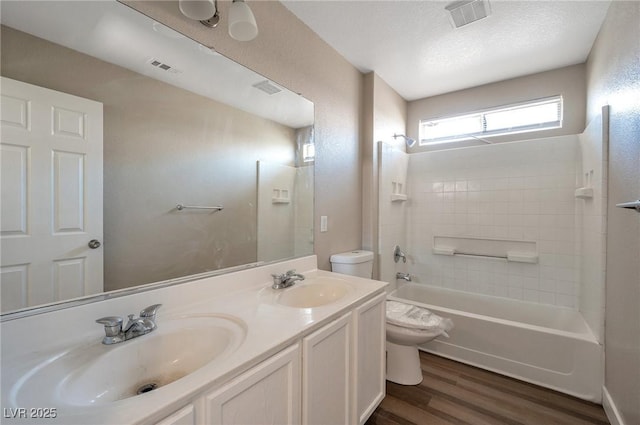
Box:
<box><xmin>386</xmin><ymin>322</ymin><xmax>442</xmax><ymax>345</ymax></box>
<box><xmin>386</xmin><ymin>300</ymin><xmax>452</xmax><ymax>334</ymax></box>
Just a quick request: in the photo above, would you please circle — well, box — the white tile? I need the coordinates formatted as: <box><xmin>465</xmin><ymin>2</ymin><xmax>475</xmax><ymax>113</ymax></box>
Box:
<box><xmin>556</xmin><ymin>280</ymin><xmax>575</xmax><ymax>295</ymax></box>
<box><xmin>508</xmin><ymin>287</ymin><xmax>523</xmax><ymax>300</ymax></box>
<box><xmin>455</xmin><ymin>180</ymin><xmax>468</xmax><ymax>192</ymax></box>
<box><xmin>538</xmin><ymin>291</ymin><xmax>556</xmax><ymax>305</ymax></box>
<box><xmin>539</xmin><ymin>279</ymin><xmax>556</xmax><ymax>292</ymax></box>
<box><xmin>508</xmin><ymin>275</ymin><xmax>524</xmax><ymax>288</ymax></box>
<box><xmin>523</xmin><ymin>289</ymin><xmax>539</xmax><ymax>302</ymax></box>
<box><xmin>555</xmin><ymin>294</ymin><xmax>577</xmax><ymax>308</ymax></box>
<box><xmin>522</xmin><ymin>277</ymin><xmax>539</xmax><ymax>290</ymax></box>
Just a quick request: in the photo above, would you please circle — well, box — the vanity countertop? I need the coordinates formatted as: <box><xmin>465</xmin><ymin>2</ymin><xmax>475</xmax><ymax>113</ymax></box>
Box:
<box><xmin>0</xmin><ymin>255</ymin><xmax>387</xmax><ymax>424</ymax></box>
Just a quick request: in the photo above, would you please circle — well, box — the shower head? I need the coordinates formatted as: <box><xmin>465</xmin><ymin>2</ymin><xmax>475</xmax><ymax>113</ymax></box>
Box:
<box><xmin>393</xmin><ymin>133</ymin><xmax>416</xmax><ymax>148</ymax></box>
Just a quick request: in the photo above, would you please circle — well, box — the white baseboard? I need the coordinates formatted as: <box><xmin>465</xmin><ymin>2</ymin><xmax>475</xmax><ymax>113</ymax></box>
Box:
<box><xmin>602</xmin><ymin>386</ymin><xmax>625</xmax><ymax>425</ymax></box>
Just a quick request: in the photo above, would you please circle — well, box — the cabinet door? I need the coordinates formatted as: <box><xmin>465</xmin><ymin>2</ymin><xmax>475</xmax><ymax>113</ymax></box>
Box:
<box><xmin>205</xmin><ymin>344</ymin><xmax>301</xmax><ymax>425</ymax></box>
<box><xmin>154</xmin><ymin>405</ymin><xmax>195</xmax><ymax>425</ymax></box>
<box><xmin>302</xmin><ymin>312</ymin><xmax>352</xmax><ymax>425</ymax></box>
<box><xmin>353</xmin><ymin>293</ymin><xmax>386</xmax><ymax>425</ymax></box>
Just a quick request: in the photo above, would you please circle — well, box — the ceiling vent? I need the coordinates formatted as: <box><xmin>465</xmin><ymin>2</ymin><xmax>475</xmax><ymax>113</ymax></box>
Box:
<box><xmin>445</xmin><ymin>0</ymin><xmax>491</xmax><ymax>29</ymax></box>
<box><xmin>147</xmin><ymin>58</ymin><xmax>182</xmax><ymax>74</ymax></box>
<box><xmin>252</xmin><ymin>80</ymin><xmax>282</xmax><ymax>95</ymax></box>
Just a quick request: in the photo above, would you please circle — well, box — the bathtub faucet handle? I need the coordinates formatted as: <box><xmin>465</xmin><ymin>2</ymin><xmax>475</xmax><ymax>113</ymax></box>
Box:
<box><xmin>394</xmin><ymin>245</ymin><xmax>407</xmax><ymax>263</ymax></box>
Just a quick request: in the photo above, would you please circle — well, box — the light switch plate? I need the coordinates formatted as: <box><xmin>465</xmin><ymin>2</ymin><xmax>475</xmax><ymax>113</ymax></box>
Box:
<box><xmin>320</xmin><ymin>215</ymin><xmax>328</xmax><ymax>232</ymax></box>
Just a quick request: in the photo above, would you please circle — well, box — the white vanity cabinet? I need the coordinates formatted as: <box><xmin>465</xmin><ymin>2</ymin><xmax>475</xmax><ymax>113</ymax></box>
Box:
<box><xmin>204</xmin><ymin>344</ymin><xmax>301</xmax><ymax>425</ymax></box>
<box><xmin>155</xmin><ymin>405</ymin><xmax>196</xmax><ymax>425</ymax></box>
<box><xmin>153</xmin><ymin>292</ymin><xmax>386</xmax><ymax>425</ymax></box>
<box><xmin>352</xmin><ymin>293</ymin><xmax>386</xmax><ymax>425</ymax></box>
<box><xmin>302</xmin><ymin>312</ymin><xmax>353</xmax><ymax>425</ymax></box>
<box><xmin>301</xmin><ymin>292</ymin><xmax>386</xmax><ymax>425</ymax></box>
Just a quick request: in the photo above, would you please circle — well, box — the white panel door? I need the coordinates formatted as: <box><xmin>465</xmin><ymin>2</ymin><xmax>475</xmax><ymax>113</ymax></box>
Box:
<box><xmin>302</xmin><ymin>312</ymin><xmax>352</xmax><ymax>425</ymax></box>
<box><xmin>0</xmin><ymin>77</ymin><xmax>103</xmax><ymax>312</ymax></box>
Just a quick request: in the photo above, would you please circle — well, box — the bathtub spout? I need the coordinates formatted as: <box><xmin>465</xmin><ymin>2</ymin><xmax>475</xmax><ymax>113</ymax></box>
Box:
<box><xmin>396</xmin><ymin>272</ymin><xmax>412</xmax><ymax>282</ymax></box>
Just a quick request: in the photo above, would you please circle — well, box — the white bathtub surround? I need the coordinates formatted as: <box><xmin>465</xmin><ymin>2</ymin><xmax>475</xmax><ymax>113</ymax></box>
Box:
<box><xmin>431</xmin><ymin>235</ymin><xmax>539</xmax><ymax>263</ymax></box>
<box><xmin>389</xmin><ymin>283</ymin><xmax>603</xmax><ymax>401</ymax></box>
<box><xmin>406</xmin><ymin>136</ymin><xmax>581</xmax><ymax>308</ymax></box>
<box><xmin>256</xmin><ymin>161</ymin><xmax>314</xmax><ymax>262</ymax></box>
<box><xmin>576</xmin><ymin>106</ymin><xmax>609</xmax><ymax>343</ymax></box>
<box><xmin>378</xmin><ymin>142</ymin><xmax>410</xmax><ymax>292</ymax></box>
<box><xmin>0</xmin><ymin>256</ymin><xmax>387</xmax><ymax>424</ymax></box>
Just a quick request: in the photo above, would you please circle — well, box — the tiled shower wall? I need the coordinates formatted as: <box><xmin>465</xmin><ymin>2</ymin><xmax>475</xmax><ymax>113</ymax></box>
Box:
<box><xmin>406</xmin><ymin>136</ymin><xmax>581</xmax><ymax>308</ymax></box>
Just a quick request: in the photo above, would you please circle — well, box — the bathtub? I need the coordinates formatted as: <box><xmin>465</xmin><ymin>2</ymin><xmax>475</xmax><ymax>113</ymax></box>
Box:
<box><xmin>388</xmin><ymin>283</ymin><xmax>603</xmax><ymax>402</ymax></box>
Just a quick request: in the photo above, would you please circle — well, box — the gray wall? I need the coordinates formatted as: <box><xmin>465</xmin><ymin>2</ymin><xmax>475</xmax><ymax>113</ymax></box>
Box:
<box><xmin>124</xmin><ymin>0</ymin><xmax>365</xmax><ymax>270</ymax></box>
<box><xmin>586</xmin><ymin>2</ymin><xmax>640</xmax><ymax>424</ymax></box>
<box><xmin>362</xmin><ymin>73</ymin><xmax>407</xmax><ymax>279</ymax></box>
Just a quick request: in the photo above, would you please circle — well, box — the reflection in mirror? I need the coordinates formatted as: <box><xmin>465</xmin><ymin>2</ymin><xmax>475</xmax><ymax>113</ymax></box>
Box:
<box><xmin>0</xmin><ymin>1</ymin><xmax>314</xmax><ymax>316</ymax></box>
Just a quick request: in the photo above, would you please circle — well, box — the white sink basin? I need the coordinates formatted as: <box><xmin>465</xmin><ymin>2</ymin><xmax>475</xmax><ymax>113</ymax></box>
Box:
<box><xmin>9</xmin><ymin>315</ymin><xmax>246</xmax><ymax>406</ymax></box>
<box><xmin>275</xmin><ymin>277</ymin><xmax>352</xmax><ymax>308</ymax></box>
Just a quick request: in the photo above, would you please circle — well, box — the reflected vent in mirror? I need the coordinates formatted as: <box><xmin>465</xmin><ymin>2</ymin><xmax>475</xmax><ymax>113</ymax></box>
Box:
<box><xmin>148</xmin><ymin>58</ymin><xmax>182</xmax><ymax>74</ymax></box>
<box><xmin>252</xmin><ymin>80</ymin><xmax>282</xmax><ymax>95</ymax></box>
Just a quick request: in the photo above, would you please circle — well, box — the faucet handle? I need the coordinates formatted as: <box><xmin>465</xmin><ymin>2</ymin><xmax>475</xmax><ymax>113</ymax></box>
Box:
<box><xmin>96</xmin><ymin>316</ymin><xmax>123</xmax><ymax>337</ymax></box>
<box><xmin>140</xmin><ymin>304</ymin><xmax>162</xmax><ymax>319</ymax></box>
<box><xmin>285</xmin><ymin>269</ymin><xmax>297</xmax><ymax>276</ymax></box>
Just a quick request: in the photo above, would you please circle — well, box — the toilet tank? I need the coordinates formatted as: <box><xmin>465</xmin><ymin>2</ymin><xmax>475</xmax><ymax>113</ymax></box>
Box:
<box><xmin>330</xmin><ymin>250</ymin><xmax>374</xmax><ymax>278</ymax></box>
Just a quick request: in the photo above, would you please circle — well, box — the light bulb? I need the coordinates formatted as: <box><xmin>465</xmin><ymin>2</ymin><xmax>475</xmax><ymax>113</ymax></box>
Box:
<box><xmin>179</xmin><ymin>0</ymin><xmax>215</xmax><ymax>21</ymax></box>
<box><xmin>228</xmin><ymin>0</ymin><xmax>258</xmax><ymax>41</ymax></box>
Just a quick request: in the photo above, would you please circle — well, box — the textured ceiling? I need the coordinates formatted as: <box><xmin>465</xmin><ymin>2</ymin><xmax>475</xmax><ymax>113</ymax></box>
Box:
<box><xmin>281</xmin><ymin>1</ymin><xmax>611</xmax><ymax>101</ymax></box>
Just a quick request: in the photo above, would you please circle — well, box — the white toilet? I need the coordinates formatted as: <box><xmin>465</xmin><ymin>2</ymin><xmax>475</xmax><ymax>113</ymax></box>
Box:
<box><xmin>385</xmin><ymin>302</ymin><xmax>450</xmax><ymax>385</ymax></box>
<box><xmin>330</xmin><ymin>250</ymin><xmax>449</xmax><ymax>386</ymax></box>
<box><xmin>329</xmin><ymin>250</ymin><xmax>375</xmax><ymax>278</ymax></box>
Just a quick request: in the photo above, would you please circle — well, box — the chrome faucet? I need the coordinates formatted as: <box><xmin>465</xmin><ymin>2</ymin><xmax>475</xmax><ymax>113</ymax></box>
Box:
<box><xmin>96</xmin><ymin>304</ymin><xmax>162</xmax><ymax>345</ymax></box>
<box><xmin>393</xmin><ymin>245</ymin><xmax>407</xmax><ymax>263</ymax></box>
<box><xmin>396</xmin><ymin>272</ymin><xmax>412</xmax><ymax>282</ymax></box>
<box><xmin>271</xmin><ymin>270</ymin><xmax>305</xmax><ymax>289</ymax></box>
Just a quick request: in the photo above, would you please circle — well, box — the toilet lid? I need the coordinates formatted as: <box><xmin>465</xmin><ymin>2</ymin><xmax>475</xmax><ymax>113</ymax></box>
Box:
<box><xmin>386</xmin><ymin>300</ymin><xmax>452</xmax><ymax>333</ymax></box>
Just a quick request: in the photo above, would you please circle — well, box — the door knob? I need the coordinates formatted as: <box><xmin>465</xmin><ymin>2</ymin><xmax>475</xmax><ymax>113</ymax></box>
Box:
<box><xmin>88</xmin><ymin>239</ymin><xmax>101</xmax><ymax>249</ymax></box>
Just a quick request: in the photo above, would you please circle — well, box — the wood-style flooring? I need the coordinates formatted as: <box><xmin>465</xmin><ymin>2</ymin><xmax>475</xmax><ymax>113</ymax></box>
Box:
<box><xmin>366</xmin><ymin>351</ymin><xmax>609</xmax><ymax>425</ymax></box>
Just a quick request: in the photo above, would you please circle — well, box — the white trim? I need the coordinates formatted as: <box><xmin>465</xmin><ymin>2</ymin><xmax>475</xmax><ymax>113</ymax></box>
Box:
<box><xmin>603</xmin><ymin>386</ymin><xmax>625</xmax><ymax>425</ymax></box>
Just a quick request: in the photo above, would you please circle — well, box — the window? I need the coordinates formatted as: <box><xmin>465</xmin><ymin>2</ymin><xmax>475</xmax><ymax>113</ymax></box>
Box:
<box><xmin>419</xmin><ymin>95</ymin><xmax>563</xmax><ymax>146</ymax></box>
<box><xmin>302</xmin><ymin>142</ymin><xmax>315</xmax><ymax>162</ymax></box>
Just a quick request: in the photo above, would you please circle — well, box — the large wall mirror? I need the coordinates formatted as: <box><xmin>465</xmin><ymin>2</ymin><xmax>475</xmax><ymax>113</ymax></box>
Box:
<box><xmin>0</xmin><ymin>0</ymin><xmax>315</xmax><ymax>316</ymax></box>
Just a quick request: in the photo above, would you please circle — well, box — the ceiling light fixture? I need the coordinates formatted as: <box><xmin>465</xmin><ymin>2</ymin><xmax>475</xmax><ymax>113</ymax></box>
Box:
<box><xmin>178</xmin><ymin>0</ymin><xmax>258</xmax><ymax>41</ymax></box>
<box><xmin>179</xmin><ymin>0</ymin><xmax>220</xmax><ymax>28</ymax></box>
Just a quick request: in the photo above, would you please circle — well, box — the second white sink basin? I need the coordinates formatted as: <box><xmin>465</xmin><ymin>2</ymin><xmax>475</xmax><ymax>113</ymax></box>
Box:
<box><xmin>9</xmin><ymin>315</ymin><xmax>246</xmax><ymax>407</ymax></box>
<box><xmin>276</xmin><ymin>277</ymin><xmax>352</xmax><ymax>308</ymax></box>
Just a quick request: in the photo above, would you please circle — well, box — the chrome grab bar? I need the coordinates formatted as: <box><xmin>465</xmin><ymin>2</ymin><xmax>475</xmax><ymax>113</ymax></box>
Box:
<box><xmin>176</xmin><ymin>204</ymin><xmax>223</xmax><ymax>211</ymax></box>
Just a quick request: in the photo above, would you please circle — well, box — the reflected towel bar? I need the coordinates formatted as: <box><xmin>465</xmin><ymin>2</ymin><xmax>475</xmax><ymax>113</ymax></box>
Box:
<box><xmin>176</xmin><ymin>204</ymin><xmax>223</xmax><ymax>212</ymax></box>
